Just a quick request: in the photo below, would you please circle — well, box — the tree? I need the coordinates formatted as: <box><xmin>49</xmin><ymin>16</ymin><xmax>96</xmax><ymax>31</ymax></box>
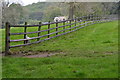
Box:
<box><xmin>62</xmin><ymin>2</ymin><xmax>117</xmax><ymax>19</ymax></box>
<box><xmin>43</xmin><ymin>6</ymin><xmax>62</xmax><ymax>21</ymax></box>
<box><xmin>2</xmin><ymin>2</ymin><xmax>27</xmax><ymax>27</ymax></box>
<box><xmin>68</xmin><ymin>2</ymin><xmax>75</xmax><ymax>19</ymax></box>
<box><xmin>29</xmin><ymin>12</ymin><xmax>43</xmax><ymax>20</ymax></box>
<box><xmin>62</xmin><ymin>2</ymin><xmax>96</xmax><ymax>19</ymax></box>
<box><xmin>2</xmin><ymin>0</ymin><xmax>10</xmax><ymax>27</ymax></box>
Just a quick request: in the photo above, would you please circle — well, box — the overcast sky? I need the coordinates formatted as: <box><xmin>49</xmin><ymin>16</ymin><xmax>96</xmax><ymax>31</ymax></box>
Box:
<box><xmin>22</xmin><ymin>0</ymin><xmax>39</xmax><ymax>5</ymax></box>
<box><xmin>6</xmin><ymin>0</ymin><xmax>119</xmax><ymax>6</ymax></box>
<box><xmin>21</xmin><ymin>0</ymin><xmax>46</xmax><ymax>6</ymax></box>
<box><xmin>7</xmin><ymin>0</ymin><xmax>46</xmax><ymax>6</ymax></box>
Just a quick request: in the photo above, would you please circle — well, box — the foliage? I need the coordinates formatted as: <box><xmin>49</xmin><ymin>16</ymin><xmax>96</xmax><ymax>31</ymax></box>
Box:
<box><xmin>1</xmin><ymin>2</ymin><xmax>119</xmax><ymax>27</ymax></box>
<box><xmin>29</xmin><ymin>12</ymin><xmax>43</xmax><ymax>20</ymax></box>
<box><xmin>24</xmin><ymin>2</ymin><xmax>119</xmax><ymax>21</ymax></box>
<box><xmin>2</xmin><ymin>3</ymin><xmax>27</xmax><ymax>27</ymax></box>
<box><xmin>43</xmin><ymin>6</ymin><xmax>62</xmax><ymax>21</ymax></box>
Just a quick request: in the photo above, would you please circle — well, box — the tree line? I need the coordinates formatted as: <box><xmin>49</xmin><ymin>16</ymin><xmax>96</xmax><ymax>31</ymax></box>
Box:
<box><xmin>1</xmin><ymin>1</ymin><xmax>119</xmax><ymax>28</ymax></box>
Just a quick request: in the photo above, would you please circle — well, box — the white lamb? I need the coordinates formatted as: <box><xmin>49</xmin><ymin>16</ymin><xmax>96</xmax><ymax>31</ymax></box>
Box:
<box><xmin>25</xmin><ymin>35</ymin><xmax>30</xmax><ymax>43</ymax></box>
<box><xmin>54</xmin><ymin>16</ymin><xmax>67</xmax><ymax>22</ymax></box>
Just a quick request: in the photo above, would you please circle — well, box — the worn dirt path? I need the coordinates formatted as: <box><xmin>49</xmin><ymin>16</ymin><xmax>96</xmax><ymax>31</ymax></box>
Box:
<box><xmin>2</xmin><ymin>51</ymin><xmax>65</xmax><ymax>58</ymax></box>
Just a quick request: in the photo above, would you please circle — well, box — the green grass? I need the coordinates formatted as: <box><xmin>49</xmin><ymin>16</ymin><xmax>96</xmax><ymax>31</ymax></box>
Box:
<box><xmin>2</xmin><ymin>20</ymin><xmax>118</xmax><ymax>78</ymax></box>
<box><xmin>3</xmin><ymin>55</ymin><xmax>118</xmax><ymax>78</ymax></box>
<box><xmin>0</xmin><ymin>56</ymin><xmax>2</xmax><ymax>79</ymax></box>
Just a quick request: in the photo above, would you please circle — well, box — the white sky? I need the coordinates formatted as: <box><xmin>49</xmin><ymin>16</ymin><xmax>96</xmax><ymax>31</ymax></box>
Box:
<box><xmin>6</xmin><ymin>0</ymin><xmax>120</xmax><ymax>6</ymax></box>
<box><xmin>21</xmin><ymin>0</ymin><xmax>39</xmax><ymax>5</ymax></box>
<box><xmin>6</xmin><ymin>0</ymin><xmax>46</xmax><ymax>6</ymax></box>
<box><xmin>21</xmin><ymin>0</ymin><xmax>46</xmax><ymax>6</ymax></box>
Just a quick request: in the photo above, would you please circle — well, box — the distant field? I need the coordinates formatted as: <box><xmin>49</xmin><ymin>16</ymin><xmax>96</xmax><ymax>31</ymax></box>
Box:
<box><xmin>2</xmin><ymin>20</ymin><xmax>118</xmax><ymax>78</ymax></box>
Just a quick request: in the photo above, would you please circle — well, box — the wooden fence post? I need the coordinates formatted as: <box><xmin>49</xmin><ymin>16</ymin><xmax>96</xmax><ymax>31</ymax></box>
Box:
<box><xmin>79</xmin><ymin>17</ymin><xmax>81</xmax><ymax>27</ymax></box>
<box><xmin>93</xmin><ymin>14</ymin><xmax>94</xmax><ymax>23</ymax></box>
<box><xmin>89</xmin><ymin>14</ymin><xmax>91</xmax><ymax>24</ymax></box>
<box><xmin>87</xmin><ymin>15</ymin><xmax>89</xmax><ymax>25</ymax></box>
<box><xmin>90</xmin><ymin>15</ymin><xmax>92</xmax><ymax>24</ymax></box>
<box><xmin>75</xmin><ymin>17</ymin><xmax>76</xmax><ymax>29</ymax></box>
<box><xmin>84</xmin><ymin>16</ymin><xmax>86</xmax><ymax>26</ymax></box>
<box><xmin>87</xmin><ymin>15</ymin><xmax>90</xmax><ymax>25</ymax></box>
<box><xmin>63</xmin><ymin>20</ymin><xmax>65</xmax><ymax>33</ymax></box>
<box><xmin>95</xmin><ymin>14</ymin><xmax>97</xmax><ymax>23</ymax></box>
<box><xmin>87</xmin><ymin>15</ymin><xmax>89</xmax><ymax>21</ymax></box>
<box><xmin>102</xmin><ymin>15</ymin><xmax>104</xmax><ymax>22</ymax></box>
<box><xmin>83</xmin><ymin>16</ymin><xmax>85</xmax><ymax>26</ymax></box>
<box><xmin>97</xmin><ymin>15</ymin><xmax>99</xmax><ymax>23</ymax></box>
<box><xmin>84</xmin><ymin>20</ymin><xmax>86</xmax><ymax>27</ymax></box>
<box><xmin>5</xmin><ymin>22</ymin><xmax>10</xmax><ymax>55</ymax></box>
<box><xmin>69</xmin><ymin>20</ymin><xmax>71</xmax><ymax>31</ymax></box>
<box><xmin>48</xmin><ymin>21</ymin><xmax>50</xmax><ymax>38</ymax></box>
<box><xmin>85</xmin><ymin>16</ymin><xmax>87</xmax><ymax>26</ymax></box>
<box><xmin>37</xmin><ymin>22</ymin><xmax>41</xmax><ymax>41</ymax></box>
<box><xmin>24</xmin><ymin>22</ymin><xmax>27</xmax><ymax>44</ymax></box>
<box><xmin>56</xmin><ymin>21</ymin><xmax>58</xmax><ymax>35</ymax></box>
<box><xmin>89</xmin><ymin>14</ymin><xmax>91</xmax><ymax>22</ymax></box>
<box><xmin>99</xmin><ymin>15</ymin><xmax>101</xmax><ymax>22</ymax></box>
<box><xmin>91</xmin><ymin>14</ymin><xmax>93</xmax><ymax>24</ymax></box>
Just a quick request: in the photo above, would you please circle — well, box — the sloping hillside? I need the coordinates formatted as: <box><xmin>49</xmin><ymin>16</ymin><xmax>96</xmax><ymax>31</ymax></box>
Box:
<box><xmin>2</xmin><ymin>21</ymin><xmax>118</xmax><ymax>78</ymax></box>
<box><xmin>24</xmin><ymin>2</ymin><xmax>58</xmax><ymax>12</ymax></box>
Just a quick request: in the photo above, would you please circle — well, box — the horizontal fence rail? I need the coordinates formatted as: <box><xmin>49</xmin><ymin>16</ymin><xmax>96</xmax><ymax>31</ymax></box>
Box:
<box><xmin>5</xmin><ymin>14</ymin><xmax>114</xmax><ymax>55</ymax></box>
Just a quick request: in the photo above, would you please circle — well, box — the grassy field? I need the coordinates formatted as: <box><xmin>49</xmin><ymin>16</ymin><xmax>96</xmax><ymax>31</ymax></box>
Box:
<box><xmin>0</xmin><ymin>56</ymin><xmax>1</xmax><ymax>79</ymax></box>
<box><xmin>2</xmin><ymin>20</ymin><xmax>118</xmax><ymax>78</ymax></box>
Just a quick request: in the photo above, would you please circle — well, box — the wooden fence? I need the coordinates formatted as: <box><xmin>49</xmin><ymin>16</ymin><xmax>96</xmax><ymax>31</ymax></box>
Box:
<box><xmin>5</xmin><ymin>14</ymin><xmax>111</xmax><ymax>55</ymax></box>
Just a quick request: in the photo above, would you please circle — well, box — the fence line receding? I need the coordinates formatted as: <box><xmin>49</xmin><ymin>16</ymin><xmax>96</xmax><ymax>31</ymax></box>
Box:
<box><xmin>5</xmin><ymin>14</ymin><xmax>113</xmax><ymax>55</ymax></box>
